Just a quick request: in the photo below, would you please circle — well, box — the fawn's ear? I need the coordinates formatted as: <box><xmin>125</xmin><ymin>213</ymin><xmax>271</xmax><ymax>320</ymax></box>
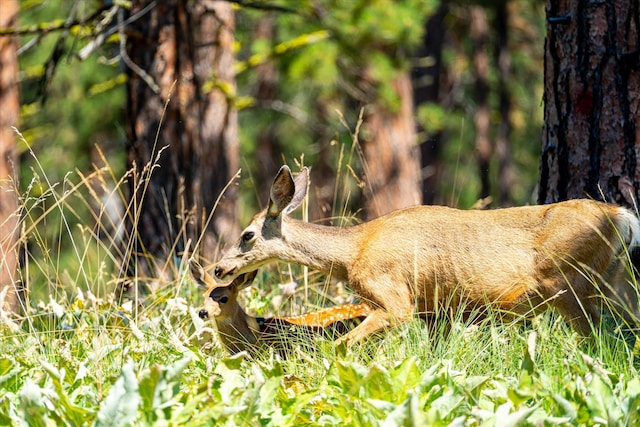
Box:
<box><xmin>268</xmin><ymin>166</ymin><xmax>309</xmax><ymax>217</ymax></box>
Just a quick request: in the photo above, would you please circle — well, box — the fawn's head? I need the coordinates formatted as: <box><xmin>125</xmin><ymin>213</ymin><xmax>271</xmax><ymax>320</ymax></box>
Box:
<box><xmin>190</xmin><ymin>258</ymin><xmax>257</xmax><ymax>319</ymax></box>
<box><xmin>214</xmin><ymin>165</ymin><xmax>309</xmax><ymax>281</ymax></box>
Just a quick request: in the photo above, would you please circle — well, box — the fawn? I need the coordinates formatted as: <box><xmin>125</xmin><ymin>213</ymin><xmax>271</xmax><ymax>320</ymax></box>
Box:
<box><xmin>213</xmin><ymin>165</ymin><xmax>640</xmax><ymax>345</ymax></box>
<box><xmin>190</xmin><ymin>259</ymin><xmax>372</xmax><ymax>353</ymax></box>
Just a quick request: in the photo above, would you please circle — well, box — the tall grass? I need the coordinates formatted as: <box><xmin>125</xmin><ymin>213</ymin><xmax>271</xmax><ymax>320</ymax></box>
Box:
<box><xmin>0</xmin><ymin>131</ymin><xmax>639</xmax><ymax>425</ymax></box>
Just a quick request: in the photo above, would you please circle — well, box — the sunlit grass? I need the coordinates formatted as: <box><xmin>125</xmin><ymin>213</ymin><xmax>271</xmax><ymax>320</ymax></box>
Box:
<box><xmin>0</xmin><ymin>133</ymin><xmax>639</xmax><ymax>425</ymax></box>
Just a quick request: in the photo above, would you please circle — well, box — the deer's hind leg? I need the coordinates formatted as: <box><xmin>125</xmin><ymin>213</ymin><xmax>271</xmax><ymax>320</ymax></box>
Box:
<box><xmin>601</xmin><ymin>261</ymin><xmax>640</xmax><ymax>329</ymax></box>
<box><xmin>546</xmin><ymin>276</ymin><xmax>602</xmax><ymax>335</ymax></box>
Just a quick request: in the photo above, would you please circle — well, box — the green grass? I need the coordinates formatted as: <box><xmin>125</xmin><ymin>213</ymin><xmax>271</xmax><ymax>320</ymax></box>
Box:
<box><xmin>2</xmin><ymin>290</ymin><xmax>639</xmax><ymax>426</ymax></box>
<box><xmin>1</xmin><ymin>139</ymin><xmax>640</xmax><ymax>426</ymax></box>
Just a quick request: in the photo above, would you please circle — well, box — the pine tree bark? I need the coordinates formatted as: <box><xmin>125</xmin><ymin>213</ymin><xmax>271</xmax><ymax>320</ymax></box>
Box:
<box><xmin>414</xmin><ymin>2</ymin><xmax>447</xmax><ymax>205</ymax></box>
<box><xmin>252</xmin><ymin>14</ymin><xmax>282</xmax><ymax>207</ymax></box>
<box><xmin>471</xmin><ymin>6</ymin><xmax>492</xmax><ymax>201</ymax></box>
<box><xmin>539</xmin><ymin>0</ymin><xmax>640</xmax><ymax>205</ymax></box>
<box><xmin>362</xmin><ymin>72</ymin><xmax>422</xmax><ymax>219</ymax></box>
<box><xmin>0</xmin><ymin>0</ymin><xmax>21</xmax><ymax>312</ymax></box>
<box><xmin>125</xmin><ymin>0</ymin><xmax>238</xmax><ymax>279</ymax></box>
<box><xmin>494</xmin><ymin>0</ymin><xmax>514</xmax><ymax>206</ymax></box>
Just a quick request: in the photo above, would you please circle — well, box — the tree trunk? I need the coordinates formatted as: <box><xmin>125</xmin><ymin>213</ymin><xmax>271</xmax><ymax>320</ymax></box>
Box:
<box><xmin>471</xmin><ymin>5</ymin><xmax>492</xmax><ymax>201</ymax></box>
<box><xmin>493</xmin><ymin>0</ymin><xmax>514</xmax><ymax>206</ymax></box>
<box><xmin>0</xmin><ymin>0</ymin><xmax>22</xmax><ymax>312</ymax></box>
<box><xmin>414</xmin><ymin>2</ymin><xmax>447</xmax><ymax>206</ymax></box>
<box><xmin>362</xmin><ymin>72</ymin><xmax>422</xmax><ymax>219</ymax></box>
<box><xmin>539</xmin><ymin>0</ymin><xmax>640</xmax><ymax>206</ymax></box>
<box><xmin>252</xmin><ymin>14</ymin><xmax>283</xmax><ymax>209</ymax></box>
<box><xmin>125</xmin><ymin>0</ymin><xmax>238</xmax><ymax>281</ymax></box>
<box><xmin>309</xmin><ymin>101</ymin><xmax>339</xmax><ymax>223</ymax></box>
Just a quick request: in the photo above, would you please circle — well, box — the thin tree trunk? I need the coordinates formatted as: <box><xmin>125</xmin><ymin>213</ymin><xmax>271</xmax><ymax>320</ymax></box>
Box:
<box><xmin>125</xmin><ymin>0</ymin><xmax>238</xmax><ymax>283</ymax></box>
<box><xmin>414</xmin><ymin>2</ymin><xmax>447</xmax><ymax>206</ymax></box>
<box><xmin>252</xmin><ymin>14</ymin><xmax>281</xmax><ymax>206</ymax></box>
<box><xmin>494</xmin><ymin>0</ymin><xmax>514</xmax><ymax>206</ymax></box>
<box><xmin>192</xmin><ymin>1</ymin><xmax>239</xmax><ymax>258</ymax></box>
<box><xmin>310</xmin><ymin>101</ymin><xmax>338</xmax><ymax>223</ymax></box>
<box><xmin>0</xmin><ymin>0</ymin><xmax>22</xmax><ymax>312</ymax></box>
<box><xmin>471</xmin><ymin>6</ymin><xmax>492</xmax><ymax>201</ymax></box>
<box><xmin>362</xmin><ymin>72</ymin><xmax>422</xmax><ymax>219</ymax></box>
<box><xmin>540</xmin><ymin>0</ymin><xmax>640</xmax><ymax>206</ymax></box>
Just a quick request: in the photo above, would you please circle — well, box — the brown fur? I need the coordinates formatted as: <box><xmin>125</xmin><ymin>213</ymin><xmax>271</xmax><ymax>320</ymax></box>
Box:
<box><xmin>213</xmin><ymin>166</ymin><xmax>640</xmax><ymax>345</ymax></box>
<box><xmin>190</xmin><ymin>259</ymin><xmax>371</xmax><ymax>353</ymax></box>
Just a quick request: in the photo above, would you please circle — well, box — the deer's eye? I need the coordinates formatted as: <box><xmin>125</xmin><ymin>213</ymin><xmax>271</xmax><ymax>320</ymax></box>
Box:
<box><xmin>241</xmin><ymin>231</ymin><xmax>255</xmax><ymax>243</ymax></box>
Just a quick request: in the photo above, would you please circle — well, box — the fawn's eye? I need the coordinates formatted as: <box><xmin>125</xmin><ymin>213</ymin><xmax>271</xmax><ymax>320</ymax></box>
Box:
<box><xmin>241</xmin><ymin>231</ymin><xmax>255</xmax><ymax>243</ymax></box>
<box><xmin>210</xmin><ymin>289</ymin><xmax>229</xmax><ymax>304</ymax></box>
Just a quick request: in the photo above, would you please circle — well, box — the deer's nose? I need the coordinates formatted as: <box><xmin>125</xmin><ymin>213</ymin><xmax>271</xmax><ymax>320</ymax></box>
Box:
<box><xmin>199</xmin><ymin>309</ymin><xmax>209</xmax><ymax>319</ymax></box>
<box><xmin>214</xmin><ymin>266</ymin><xmax>223</xmax><ymax>278</ymax></box>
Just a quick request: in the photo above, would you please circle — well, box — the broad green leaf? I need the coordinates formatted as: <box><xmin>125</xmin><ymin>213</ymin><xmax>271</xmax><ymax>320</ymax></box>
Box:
<box><xmin>362</xmin><ymin>364</ymin><xmax>393</xmax><ymax>401</ymax></box>
<box><xmin>327</xmin><ymin>360</ymin><xmax>370</xmax><ymax>396</ymax></box>
<box><xmin>430</xmin><ymin>390</ymin><xmax>465</xmax><ymax>421</ymax></box>
<box><xmin>138</xmin><ymin>364</ymin><xmax>163</xmax><ymax>423</ymax></box>
<box><xmin>552</xmin><ymin>393</ymin><xmax>577</xmax><ymax>420</ymax></box>
<box><xmin>627</xmin><ymin>377</ymin><xmax>640</xmax><ymax>395</ymax></box>
<box><xmin>622</xmin><ymin>377</ymin><xmax>640</xmax><ymax>425</ymax></box>
<box><xmin>585</xmin><ymin>374</ymin><xmax>615</xmax><ymax>421</ymax></box>
<box><xmin>94</xmin><ymin>360</ymin><xmax>140</xmax><ymax>427</ymax></box>
<box><xmin>19</xmin><ymin>380</ymin><xmax>48</xmax><ymax>427</ymax></box>
<box><xmin>256</xmin><ymin>376</ymin><xmax>281</xmax><ymax>419</ymax></box>
<box><xmin>388</xmin><ymin>356</ymin><xmax>421</xmax><ymax>401</ymax></box>
<box><xmin>499</xmin><ymin>406</ymin><xmax>538</xmax><ymax>427</ymax></box>
<box><xmin>382</xmin><ymin>393</ymin><xmax>426</xmax><ymax>427</ymax></box>
<box><xmin>40</xmin><ymin>359</ymin><xmax>91</xmax><ymax>425</ymax></box>
<box><xmin>0</xmin><ymin>357</ymin><xmax>21</xmax><ymax>388</ymax></box>
<box><xmin>0</xmin><ymin>393</ymin><xmax>21</xmax><ymax>426</ymax></box>
<box><xmin>136</xmin><ymin>355</ymin><xmax>192</xmax><ymax>423</ymax></box>
<box><xmin>214</xmin><ymin>354</ymin><xmax>253</xmax><ymax>406</ymax></box>
<box><xmin>460</xmin><ymin>375</ymin><xmax>490</xmax><ymax>402</ymax></box>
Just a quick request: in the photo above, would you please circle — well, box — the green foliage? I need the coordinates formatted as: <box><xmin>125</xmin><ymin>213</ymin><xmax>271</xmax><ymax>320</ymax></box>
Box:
<box><xmin>18</xmin><ymin>0</ymin><xmax>125</xmax><ymax>182</ymax></box>
<box><xmin>234</xmin><ymin>0</ymin><xmax>546</xmax><ymax>210</ymax></box>
<box><xmin>15</xmin><ymin>2</ymin><xmax>125</xmax><ymax>300</ymax></box>
<box><xmin>1</xmin><ymin>293</ymin><xmax>639</xmax><ymax>425</ymax></box>
<box><xmin>94</xmin><ymin>360</ymin><xmax>140</xmax><ymax>427</ymax></box>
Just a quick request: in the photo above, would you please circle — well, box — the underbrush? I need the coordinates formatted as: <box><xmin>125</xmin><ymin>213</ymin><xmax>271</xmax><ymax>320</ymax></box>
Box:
<box><xmin>1</xmin><ymin>283</ymin><xmax>639</xmax><ymax>426</ymax></box>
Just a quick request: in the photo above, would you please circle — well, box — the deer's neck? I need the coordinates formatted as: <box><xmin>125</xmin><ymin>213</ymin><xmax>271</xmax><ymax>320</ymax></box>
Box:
<box><xmin>282</xmin><ymin>217</ymin><xmax>360</xmax><ymax>281</ymax></box>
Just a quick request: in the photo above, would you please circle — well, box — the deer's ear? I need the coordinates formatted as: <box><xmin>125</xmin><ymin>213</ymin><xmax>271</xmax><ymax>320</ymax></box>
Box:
<box><xmin>285</xmin><ymin>167</ymin><xmax>309</xmax><ymax>215</ymax></box>
<box><xmin>268</xmin><ymin>166</ymin><xmax>295</xmax><ymax>217</ymax></box>
<box><xmin>189</xmin><ymin>258</ymin><xmax>215</xmax><ymax>288</ymax></box>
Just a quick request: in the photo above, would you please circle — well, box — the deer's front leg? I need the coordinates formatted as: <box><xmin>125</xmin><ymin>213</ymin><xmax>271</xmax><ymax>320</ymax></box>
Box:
<box><xmin>335</xmin><ymin>306</ymin><xmax>413</xmax><ymax>345</ymax></box>
<box><xmin>334</xmin><ymin>309</ymin><xmax>391</xmax><ymax>345</ymax></box>
<box><xmin>336</xmin><ymin>276</ymin><xmax>415</xmax><ymax>345</ymax></box>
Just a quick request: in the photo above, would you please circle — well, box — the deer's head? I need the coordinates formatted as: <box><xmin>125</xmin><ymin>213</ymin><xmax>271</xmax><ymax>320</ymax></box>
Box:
<box><xmin>214</xmin><ymin>165</ymin><xmax>308</xmax><ymax>281</ymax></box>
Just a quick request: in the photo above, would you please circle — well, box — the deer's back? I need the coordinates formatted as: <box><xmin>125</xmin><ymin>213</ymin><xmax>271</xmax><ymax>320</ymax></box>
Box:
<box><xmin>348</xmin><ymin>200</ymin><xmax>628</xmax><ymax>309</ymax></box>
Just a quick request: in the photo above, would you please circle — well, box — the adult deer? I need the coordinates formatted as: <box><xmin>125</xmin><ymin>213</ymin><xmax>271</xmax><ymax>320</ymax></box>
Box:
<box><xmin>191</xmin><ymin>259</ymin><xmax>371</xmax><ymax>353</ymax></box>
<box><xmin>214</xmin><ymin>165</ymin><xmax>640</xmax><ymax>345</ymax></box>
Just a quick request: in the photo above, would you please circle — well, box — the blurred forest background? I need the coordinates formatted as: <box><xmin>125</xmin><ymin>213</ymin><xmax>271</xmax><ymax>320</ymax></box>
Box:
<box><xmin>4</xmin><ymin>0</ymin><xmax>547</xmax><ymax>303</ymax></box>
